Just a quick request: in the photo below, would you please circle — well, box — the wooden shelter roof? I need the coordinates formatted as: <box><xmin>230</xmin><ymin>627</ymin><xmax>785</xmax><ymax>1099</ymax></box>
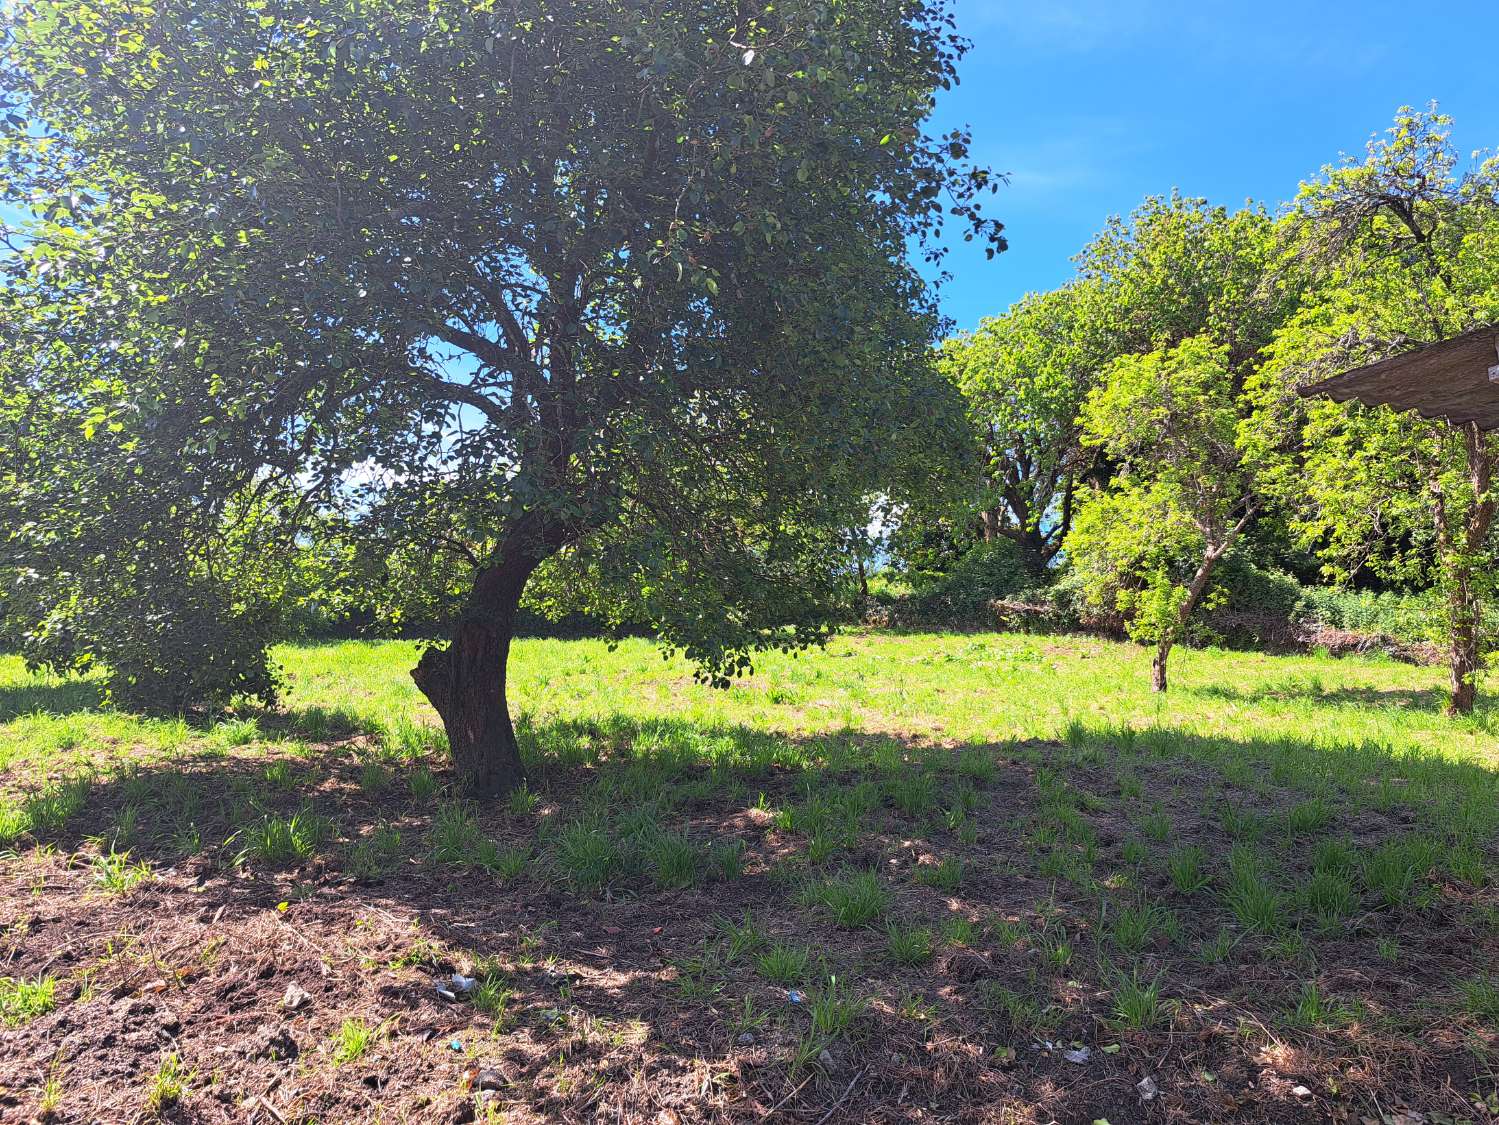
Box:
<box><xmin>1297</xmin><ymin>326</ymin><xmax>1499</xmax><ymax>431</ymax></box>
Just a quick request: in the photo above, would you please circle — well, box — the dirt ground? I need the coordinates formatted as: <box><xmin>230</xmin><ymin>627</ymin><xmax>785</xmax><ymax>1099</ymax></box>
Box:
<box><xmin>1</xmin><ymin>733</ymin><xmax>1495</xmax><ymax>1125</ymax></box>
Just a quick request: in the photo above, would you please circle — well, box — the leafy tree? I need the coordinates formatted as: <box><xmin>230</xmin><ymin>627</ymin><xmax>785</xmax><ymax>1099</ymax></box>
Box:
<box><xmin>1067</xmin><ymin>337</ymin><xmax>1262</xmax><ymax>691</ymax></box>
<box><xmin>0</xmin><ymin>0</ymin><xmax>1000</xmax><ymax>792</ymax></box>
<box><xmin>1077</xmin><ymin>191</ymin><xmax>1291</xmax><ymax>368</ymax></box>
<box><xmin>1247</xmin><ymin>106</ymin><xmax>1499</xmax><ymax>714</ymax></box>
<box><xmin>936</xmin><ymin>282</ymin><xmax>1108</xmax><ymax>576</ymax></box>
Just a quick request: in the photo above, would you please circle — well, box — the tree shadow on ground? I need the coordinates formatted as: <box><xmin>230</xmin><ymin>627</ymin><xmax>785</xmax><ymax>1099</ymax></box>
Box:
<box><xmin>1189</xmin><ymin>679</ymin><xmax>1478</xmax><ymax>715</ymax></box>
<box><xmin>3</xmin><ymin>712</ymin><xmax>1497</xmax><ymax>1124</ymax></box>
<box><xmin>0</xmin><ymin>676</ymin><xmax>105</xmax><ymax>722</ymax></box>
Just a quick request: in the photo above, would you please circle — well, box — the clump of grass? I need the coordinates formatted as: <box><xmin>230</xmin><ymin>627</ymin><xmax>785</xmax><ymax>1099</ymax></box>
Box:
<box><xmin>430</xmin><ymin>802</ymin><xmax>501</xmax><ymax>870</ymax></box>
<box><xmin>813</xmin><ymin>870</ymin><xmax>889</xmax><ymax>928</ymax></box>
<box><xmin>716</xmin><ymin>912</ymin><xmax>768</xmax><ymax>964</ymax></box>
<box><xmin>1459</xmin><ymin>973</ymin><xmax>1499</xmax><ymax>1025</ymax></box>
<box><xmin>358</xmin><ymin>761</ymin><xmax>392</xmax><ymax>794</ymax></box>
<box><xmin>1108</xmin><ymin>900</ymin><xmax>1171</xmax><ymax>954</ymax></box>
<box><xmin>913</xmin><ymin>858</ymin><xmax>963</xmax><ymax>891</ymax></box>
<box><xmin>144</xmin><ymin>1053</ymin><xmax>190</xmax><ymax>1113</ymax></box>
<box><xmin>381</xmin><ymin>716</ymin><xmax>445</xmax><ymax>760</ymax></box>
<box><xmin>347</xmin><ymin>825</ymin><xmax>403</xmax><ymax>881</ymax></box>
<box><xmin>408</xmin><ymin>766</ymin><xmax>440</xmax><ymax>802</ymax></box>
<box><xmin>707</xmin><ymin>839</ymin><xmax>744</xmax><ymax>882</ymax></box>
<box><xmin>755</xmin><ymin>941</ymin><xmax>813</xmax><ymax>985</ymax></box>
<box><xmin>507</xmin><ymin>783</ymin><xmax>539</xmax><ymax>816</ymax></box>
<box><xmin>1138</xmin><ymin>807</ymin><xmax>1171</xmax><ymax>842</ymax></box>
<box><xmin>1220</xmin><ymin>803</ymin><xmax>1269</xmax><ymax>842</ymax></box>
<box><xmin>885</xmin><ymin>772</ymin><xmax>938</xmax><ymax>817</ymax></box>
<box><xmin>1284</xmin><ymin>797</ymin><xmax>1333</xmax><ymax>836</ymax></box>
<box><xmin>645</xmin><ymin>830</ymin><xmax>703</xmax><ymax>890</ymax></box>
<box><xmin>1299</xmin><ymin>869</ymin><xmax>1357</xmax><ymax>932</ymax></box>
<box><xmin>554</xmin><ymin>818</ymin><xmax>620</xmax><ymax>892</ymax></box>
<box><xmin>1110</xmin><ymin>970</ymin><xmax>1172</xmax><ymax>1030</ymax></box>
<box><xmin>1284</xmin><ymin>981</ymin><xmax>1346</xmax><ymax>1029</ymax></box>
<box><xmin>262</xmin><ymin>760</ymin><xmax>298</xmax><ymax>790</ymax></box>
<box><xmin>331</xmin><ymin>1018</ymin><xmax>378</xmax><ymax>1064</ymax></box>
<box><xmin>492</xmin><ymin>845</ymin><xmax>529</xmax><ymax>881</ymax></box>
<box><xmin>1361</xmin><ymin>836</ymin><xmax>1441</xmax><ymax>910</ymax></box>
<box><xmin>1223</xmin><ymin>845</ymin><xmax>1283</xmax><ymax>934</ymax></box>
<box><xmin>1166</xmin><ymin>845</ymin><xmax>1211</xmax><ymax>893</ymax></box>
<box><xmin>941</xmin><ymin>913</ymin><xmax>977</xmax><ymax>946</ymax></box>
<box><xmin>980</xmin><ymin>982</ymin><xmax>1055</xmax><ymax>1035</ymax></box>
<box><xmin>239</xmin><ymin>808</ymin><xmax>334</xmax><ymax>865</ymax></box>
<box><xmin>1311</xmin><ymin>836</ymin><xmax>1357</xmax><ymax>876</ymax></box>
<box><xmin>0</xmin><ymin>975</ymin><xmax>56</xmax><ymax>1026</ymax></box>
<box><xmin>212</xmin><ymin>717</ymin><xmax>261</xmax><ymax>747</ymax></box>
<box><xmin>808</xmin><ymin>975</ymin><xmax>865</xmax><ymax>1037</ymax></box>
<box><xmin>0</xmin><ymin>801</ymin><xmax>28</xmax><ymax>848</ymax></box>
<box><xmin>22</xmin><ymin>777</ymin><xmax>90</xmax><ymax>838</ymax></box>
<box><xmin>90</xmin><ymin>848</ymin><xmax>154</xmax><ymax>894</ymax></box>
<box><xmin>885</xmin><ymin>922</ymin><xmax>935</xmax><ymax>966</ymax></box>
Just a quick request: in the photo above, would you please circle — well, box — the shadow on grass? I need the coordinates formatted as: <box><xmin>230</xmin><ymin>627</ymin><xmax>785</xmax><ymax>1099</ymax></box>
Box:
<box><xmin>0</xmin><ymin>676</ymin><xmax>105</xmax><ymax>722</ymax></box>
<box><xmin>5</xmin><ymin>712</ymin><xmax>1499</xmax><ymax>1123</ymax></box>
<box><xmin>1188</xmin><ymin>679</ymin><xmax>1480</xmax><ymax>716</ymax></box>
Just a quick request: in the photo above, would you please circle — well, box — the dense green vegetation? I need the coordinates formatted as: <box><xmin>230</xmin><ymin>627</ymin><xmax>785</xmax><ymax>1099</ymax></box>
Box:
<box><xmin>922</xmin><ymin>107</ymin><xmax>1499</xmax><ymax>712</ymax></box>
<box><xmin>0</xmin><ymin>0</ymin><xmax>998</xmax><ymax>793</ymax></box>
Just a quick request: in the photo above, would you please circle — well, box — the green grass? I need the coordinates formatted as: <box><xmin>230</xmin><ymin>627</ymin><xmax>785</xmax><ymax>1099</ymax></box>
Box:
<box><xmin>331</xmin><ymin>1017</ymin><xmax>379</xmax><ymax>1064</ymax></box>
<box><xmin>810</xmin><ymin>870</ymin><xmax>889</xmax><ymax>928</ymax></box>
<box><xmin>0</xmin><ymin>975</ymin><xmax>56</xmax><ymax>1026</ymax></box>
<box><xmin>755</xmin><ymin>941</ymin><xmax>813</xmax><ymax>985</ymax></box>
<box><xmin>884</xmin><ymin>921</ymin><xmax>935</xmax><ymax>965</ymax></box>
<box><xmin>4</xmin><ymin>630</ymin><xmax>1499</xmax><ymax>1113</ymax></box>
<box><xmin>144</xmin><ymin>1053</ymin><xmax>190</xmax><ymax>1114</ymax></box>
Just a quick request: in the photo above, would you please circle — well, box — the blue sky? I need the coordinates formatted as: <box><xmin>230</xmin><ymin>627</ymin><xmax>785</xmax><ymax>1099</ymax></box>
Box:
<box><xmin>926</xmin><ymin>0</ymin><xmax>1499</xmax><ymax>332</ymax></box>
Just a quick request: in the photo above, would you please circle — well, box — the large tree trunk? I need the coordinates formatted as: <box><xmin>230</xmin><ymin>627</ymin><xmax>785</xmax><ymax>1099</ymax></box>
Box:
<box><xmin>410</xmin><ymin>551</ymin><xmax>540</xmax><ymax>797</ymax></box>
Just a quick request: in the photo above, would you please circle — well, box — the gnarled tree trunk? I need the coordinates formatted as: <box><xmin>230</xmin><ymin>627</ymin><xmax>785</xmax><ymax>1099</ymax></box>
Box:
<box><xmin>410</xmin><ymin>550</ymin><xmax>541</xmax><ymax>797</ymax></box>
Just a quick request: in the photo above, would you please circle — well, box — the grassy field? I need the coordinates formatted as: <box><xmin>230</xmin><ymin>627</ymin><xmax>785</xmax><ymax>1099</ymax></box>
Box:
<box><xmin>1</xmin><ymin>631</ymin><xmax>1497</xmax><ymax>1122</ymax></box>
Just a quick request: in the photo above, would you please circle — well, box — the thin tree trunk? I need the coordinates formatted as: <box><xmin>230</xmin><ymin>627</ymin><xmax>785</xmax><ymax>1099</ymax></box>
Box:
<box><xmin>1448</xmin><ymin>585</ymin><xmax>1478</xmax><ymax>716</ymax></box>
<box><xmin>1151</xmin><ymin>643</ymin><xmax>1170</xmax><ymax>692</ymax></box>
<box><xmin>410</xmin><ymin>551</ymin><xmax>540</xmax><ymax>797</ymax></box>
<box><xmin>1446</xmin><ymin>422</ymin><xmax>1495</xmax><ymax>716</ymax></box>
<box><xmin>1151</xmin><ymin>504</ymin><xmax>1257</xmax><ymax>694</ymax></box>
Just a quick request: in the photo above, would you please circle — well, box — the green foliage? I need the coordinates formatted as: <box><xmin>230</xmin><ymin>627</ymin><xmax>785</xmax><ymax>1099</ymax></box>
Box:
<box><xmin>1246</xmin><ymin>106</ymin><xmax>1499</xmax><ymax>711</ymax></box>
<box><xmin>934</xmin><ymin>283</ymin><xmax>1111</xmax><ymax>574</ymax></box>
<box><xmin>0</xmin><ymin>0</ymin><xmax>1001</xmax><ymax>745</ymax></box>
<box><xmin>0</xmin><ymin>975</ymin><xmax>56</xmax><ymax>1026</ymax></box>
<box><xmin>904</xmin><ymin>541</ymin><xmax>1031</xmax><ymax>623</ymax></box>
<box><xmin>1068</xmin><ymin>336</ymin><xmax>1261</xmax><ymax>662</ymax></box>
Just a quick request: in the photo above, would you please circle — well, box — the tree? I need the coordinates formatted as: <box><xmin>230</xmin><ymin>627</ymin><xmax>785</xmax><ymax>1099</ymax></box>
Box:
<box><xmin>1077</xmin><ymin>192</ymin><xmax>1292</xmax><ymax>370</ymax></box>
<box><xmin>0</xmin><ymin>0</ymin><xmax>1001</xmax><ymax>792</ymax></box>
<box><xmin>1247</xmin><ymin>106</ymin><xmax>1499</xmax><ymax>714</ymax></box>
<box><xmin>936</xmin><ymin>282</ymin><xmax>1108</xmax><ymax>576</ymax></box>
<box><xmin>1067</xmin><ymin>337</ymin><xmax>1261</xmax><ymax>691</ymax></box>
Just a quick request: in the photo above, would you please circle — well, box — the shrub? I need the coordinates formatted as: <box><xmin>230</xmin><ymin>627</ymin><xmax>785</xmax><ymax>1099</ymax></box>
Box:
<box><xmin>903</xmin><ymin>541</ymin><xmax>1031</xmax><ymax>624</ymax></box>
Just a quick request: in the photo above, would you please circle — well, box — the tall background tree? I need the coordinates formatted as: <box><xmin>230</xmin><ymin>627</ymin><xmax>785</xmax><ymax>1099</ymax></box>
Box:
<box><xmin>936</xmin><ymin>282</ymin><xmax>1107</xmax><ymax>577</ymax></box>
<box><xmin>1248</xmin><ymin>106</ymin><xmax>1499</xmax><ymax>714</ymax></box>
<box><xmin>1067</xmin><ymin>337</ymin><xmax>1263</xmax><ymax>691</ymax></box>
<box><xmin>0</xmin><ymin>0</ymin><xmax>1000</xmax><ymax>793</ymax></box>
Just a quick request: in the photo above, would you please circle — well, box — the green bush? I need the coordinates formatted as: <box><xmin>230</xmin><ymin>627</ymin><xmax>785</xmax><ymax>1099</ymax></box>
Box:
<box><xmin>904</xmin><ymin>541</ymin><xmax>1030</xmax><ymax>624</ymax></box>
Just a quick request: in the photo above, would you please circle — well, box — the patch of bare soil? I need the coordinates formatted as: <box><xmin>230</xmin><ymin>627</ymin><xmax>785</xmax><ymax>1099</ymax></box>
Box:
<box><xmin>0</xmin><ymin>734</ymin><xmax>1494</xmax><ymax>1124</ymax></box>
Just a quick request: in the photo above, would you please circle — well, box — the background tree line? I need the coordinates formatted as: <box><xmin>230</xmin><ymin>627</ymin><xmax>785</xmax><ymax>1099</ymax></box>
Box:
<box><xmin>896</xmin><ymin>106</ymin><xmax>1499</xmax><ymax>713</ymax></box>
